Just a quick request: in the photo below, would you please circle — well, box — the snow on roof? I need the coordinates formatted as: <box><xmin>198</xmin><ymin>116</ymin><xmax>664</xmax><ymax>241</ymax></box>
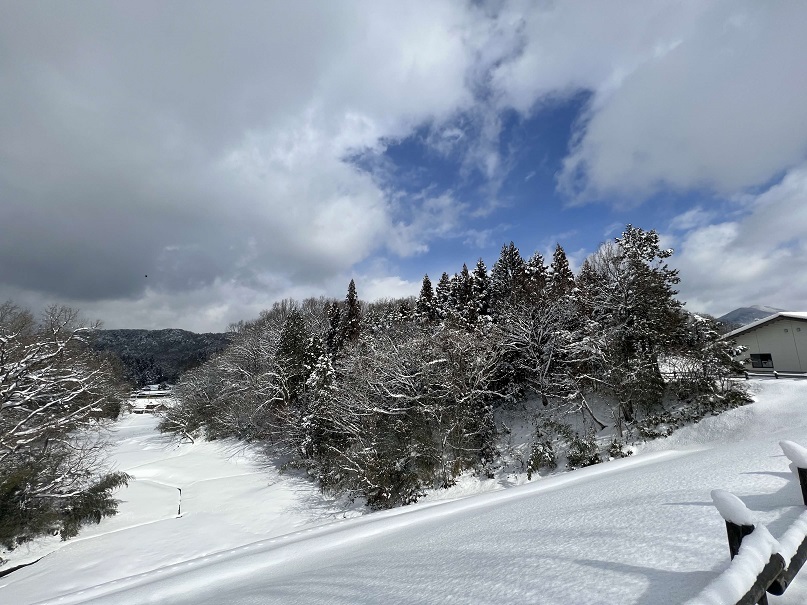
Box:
<box><xmin>724</xmin><ymin>311</ymin><xmax>807</xmax><ymax>339</ymax></box>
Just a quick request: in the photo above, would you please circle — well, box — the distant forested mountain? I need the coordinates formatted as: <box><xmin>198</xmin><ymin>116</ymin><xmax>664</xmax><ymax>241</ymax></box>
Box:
<box><xmin>91</xmin><ymin>329</ymin><xmax>232</xmax><ymax>386</ymax></box>
<box><xmin>717</xmin><ymin>305</ymin><xmax>785</xmax><ymax>329</ymax></box>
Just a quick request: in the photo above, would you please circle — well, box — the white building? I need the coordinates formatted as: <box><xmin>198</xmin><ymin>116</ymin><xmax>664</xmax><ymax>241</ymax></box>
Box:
<box><xmin>725</xmin><ymin>312</ymin><xmax>807</xmax><ymax>374</ymax></box>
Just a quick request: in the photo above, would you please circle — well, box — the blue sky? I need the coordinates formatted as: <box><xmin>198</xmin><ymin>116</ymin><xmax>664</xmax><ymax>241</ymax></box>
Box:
<box><xmin>1</xmin><ymin>1</ymin><xmax>806</xmax><ymax>331</ymax></box>
<box><xmin>354</xmin><ymin>93</ymin><xmax>672</xmax><ymax>277</ymax></box>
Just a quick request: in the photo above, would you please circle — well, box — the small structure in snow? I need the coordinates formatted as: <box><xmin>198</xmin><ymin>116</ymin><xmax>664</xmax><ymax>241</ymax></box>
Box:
<box><xmin>129</xmin><ymin>385</ymin><xmax>173</xmax><ymax>414</ymax></box>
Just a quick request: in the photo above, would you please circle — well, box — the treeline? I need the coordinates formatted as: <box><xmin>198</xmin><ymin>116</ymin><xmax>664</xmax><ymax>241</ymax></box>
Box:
<box><xmin>161</xmin><ymin>226</ymin><xmax>745</xmax><ymax>508</ymax></box>
<box><xmin>0</xmin><ymin>304</ymin><xmax>129</xmax><ymax>556</ymax></box>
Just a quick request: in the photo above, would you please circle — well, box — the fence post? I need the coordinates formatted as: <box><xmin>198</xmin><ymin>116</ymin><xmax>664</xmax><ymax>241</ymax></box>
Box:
<box><xmin>725</xmin><ymin>520</ymin><xmax>755</xmax><ymax>559</ymax></box>
<box><xmin>711</xmin><ymin>490</ymin><xmax>771</xmax><ymax>605</ymax></box>
<box><xmin>780</xmin><ymin>441</ymin><xmax>807</xmax><ymax>505</ymax></box>
<box><xmin>767</xmin><ymin>442</ymin><xmax>807</xmax><ymax>596</ymax></box>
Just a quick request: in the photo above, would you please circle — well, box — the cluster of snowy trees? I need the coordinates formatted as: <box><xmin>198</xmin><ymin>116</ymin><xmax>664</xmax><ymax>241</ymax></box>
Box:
<box><xmin>0</xmin><ymin>303</ymin><xmax>129</xmax><ymax>553</ymax></box>
<box><xmin>162</xmin><ymin>226</ymin><xmax>744</xmax><ymax>508</ymax></box>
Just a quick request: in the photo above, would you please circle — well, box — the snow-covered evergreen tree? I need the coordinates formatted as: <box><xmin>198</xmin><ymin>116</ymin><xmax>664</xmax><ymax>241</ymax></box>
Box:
<box><xmin>341</xmin><ymin>279</ymin><xmax>362</xmax><ymax>344</ymax></box>
<box><xmin>471</xmin><ymin>258</ymin><xmax>491</xmax><ymax>323</ymax></box>
<box><xmin>449</xmin><ymin>264</ymin><xmax>474</xmax><ymax>327</ymax></box>
<box><xmin>325</xmin><ymin>301</ymin><xmax>343</xmax><ymax>355</ymax></box>
<box><xmin>415</xmin><ymin>275</ymin><xmax>436</xmax><ymax>322</ymax></box>
<box><xmin>548</xmin><ymin>244</ymin><xmax>575</xmax><ymax>300</ymax></box>
<box><xmin>276</xmin><ymin>308</ymin><xmax>312</xmax><ymax>404</ymax></box>
<box><xmin>569</xmin><ymin>226</ymin><xmax>683</xmax><ymax>428</ymax></box>
<box><xmin>524</xmin><ymin>252</ymin><xmax>548</xmax><ymax>304</ymax></box>
<box><xmin>434</xmin><ymin>272</ymin><xmax>452</xmax><ymax>320</ymax></box>
<box><xmin>490</xmin><ymin>242</ymin><xmax>527</xmax><ymax>315</ymax></box>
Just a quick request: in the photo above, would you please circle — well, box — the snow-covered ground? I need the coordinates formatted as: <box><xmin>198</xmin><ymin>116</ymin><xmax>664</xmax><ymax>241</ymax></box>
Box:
<box><xmin>3</xmin><ymin>380</ymin><xmax>807</xmax><ymax>604</ymax></box>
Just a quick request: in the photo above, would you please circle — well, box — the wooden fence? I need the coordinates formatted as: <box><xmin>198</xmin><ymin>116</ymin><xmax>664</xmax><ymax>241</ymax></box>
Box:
<box><xmin>692</xmin><ymin>441</ymin><xmax>807</xmax><ymax>604</ymax></box>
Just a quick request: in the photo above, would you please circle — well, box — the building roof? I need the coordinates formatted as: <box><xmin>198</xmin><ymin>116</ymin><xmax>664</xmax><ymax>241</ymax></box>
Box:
<box><xmin>724</xmin><ymin>312</ymin><xmax>807</xmax><ymax>339</ymax></box>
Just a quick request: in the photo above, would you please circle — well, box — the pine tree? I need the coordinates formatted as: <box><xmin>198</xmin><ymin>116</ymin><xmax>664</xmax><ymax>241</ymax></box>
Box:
<box><xmin>415</xmin><ymin>275</ymin><xmax>436</xmax><ymax>322</ymax></box>
<box><xmin>524</xmin><ymin>252</ymin><xmax>548</xmax><ymax>304</ymax></box>
<box><xmin>471</xmin><ymin>258</ymin><xmax>491</xmax><ymax>323</ymax></box>
<box><xmin>302</xmin><ymin>335</ymin><xmax>327</xmax><ymax>381</ymax></box>
<box><xmin>276</xmin><ymin>308</ymin><xmax>312</xmax><ymax>402</ymax></box>
<box><xmin>434</xmin><ymin>272</ymin><xmax>452</xmax><ymax>321</ymax></box>
<box><xmin>573</xmin><ymin>258</ymin><xmax>600</xmax><ymax>318</ymax></box>
<box><xmin>570</xmin><ymin>225</ymin><xmax>684</xmax><ymax>426</ymax></box>
<box><xmin>341</xmin><ymin>279</ymin><xmax>362</xmax><ymax>344</ymax></box>
<box><xmin>449</xmin><ymin>264</ymin><xmax>474</xmax><ymax>327</ymax></box>
<box><xmin>325</xmin><ymin>301</ymin><xmax>343</xmax><ymax>355</ymax></box>
<box><xmin>490</xmin><ymin>242</ymin><xmax>527</xmax><ymax>314</ymax></box>
<box><xmin>548</xmin><ymin>244</ymin><xmax>575</xmax><ymax>300</ymax></box>
<box><xmin>396</xmin><ymin>298</ymin><xmax>413</xmax><ymax>323</ymax></box>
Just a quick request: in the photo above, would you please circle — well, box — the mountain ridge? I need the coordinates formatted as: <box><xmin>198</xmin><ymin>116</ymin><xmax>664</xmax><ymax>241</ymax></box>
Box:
<box><xmin>91</xmin><ymin>328</ymin><xmax>232</xmax><ymax>386</ymax></box>
<box><xmin>717</xmin><ymin>305</ymin><xmax>786</xmax><ymax>328</ymax></box>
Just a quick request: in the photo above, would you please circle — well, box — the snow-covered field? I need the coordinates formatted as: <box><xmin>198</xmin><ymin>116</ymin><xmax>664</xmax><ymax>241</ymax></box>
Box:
<box><xmin>3</xmin><ymin>380</ymin><xmax>807</xmax><ymax>604</ymax></box>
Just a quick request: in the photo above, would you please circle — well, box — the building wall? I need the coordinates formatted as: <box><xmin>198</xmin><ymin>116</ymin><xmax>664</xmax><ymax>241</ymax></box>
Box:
<box><xmin>733</xmin><ymin>317</ymin><xmax>807</xmax><ymax>372</ymax></box>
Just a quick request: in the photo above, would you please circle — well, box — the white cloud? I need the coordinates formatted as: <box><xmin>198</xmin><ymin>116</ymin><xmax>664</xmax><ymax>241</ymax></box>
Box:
<box><xmin>669</xmin><ymin>207</ymin><xmax>717</xmax><ymax>232</ymax></box>
<box><xmin>491</xmin><ymin>0</ymin><xmax>708</xmax><ymax>114</ymax></box>
<box><xmin>487</xmin><ymin>1</ymin><xmax>807</xmax><ymax>202</ymax></box>
<box><xmin>556</xmin><ymin>2</ymin><xmax>807</xmax><ymax>199</ymax></box>
<box><xmin>358</xmin><ymin>275</ymin><xmax>420</xmax><ymax>303</ymax></box>
<box><xmin>673</xmin><ymin>164</ymin><xmax>807</xmax><ymax>315</ymax></box>
<box><xmin>386</xmin><ymin>193</ymin><xmax>469</xmax><ymax>257</ymax></box>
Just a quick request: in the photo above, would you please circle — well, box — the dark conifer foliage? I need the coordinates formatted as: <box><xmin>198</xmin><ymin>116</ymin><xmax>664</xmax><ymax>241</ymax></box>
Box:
<box><xmin>471</xmin><ymin>258</ymin><xmax>491</xmax><ymax>323</ymax></box>
<box><xmin>449</xmin><ymin>264</ymin><xmax>474</xmax><ymax>327</ymax></box>
<box><xmin>341</xmin><ymin>279</ymin><xmax>362</xmax><ymax>344</ymax></box>
<box><xmin>435</xmin><ymin>272</ymin><xmax>452</xmax><ymax>320</ymax></box>
<box><xmin>524</xmin><ymin>252</ymin><xmax>548</xmax><ymax>304</ymax></box>
<box><xmin>490</xmin><ymin>242</ymin><xmax>527</xmax><ymax>314</ymax></box>
<box><xmin>415</xmin><ymin>275</ymin><xmax>437</xmax><ymax>322</ymax></box>
<box><xmin>325</xmin><ymin>302</ymin><xmax>343</xmax><ymax>354</ymax></box>
<box><xmin>548</xmin><ymin>244</ymin><xmax>575</xmax><ymax>299</ymax></box>
<box><xmin>276</xmin><ymin>309</ymin><xmax>312</xmax><ymax>404</ymax></box>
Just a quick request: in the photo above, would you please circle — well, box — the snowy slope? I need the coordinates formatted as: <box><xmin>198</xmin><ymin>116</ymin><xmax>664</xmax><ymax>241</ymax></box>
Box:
<box><xmin>0</xmin><ymin>414</ymin><xmax>361</xmax><ymax>603</ymax></box>
<box><xmin>4</xmin><ymin>381</ymin><xmax>807</xmax><ymax>604</ymax></box>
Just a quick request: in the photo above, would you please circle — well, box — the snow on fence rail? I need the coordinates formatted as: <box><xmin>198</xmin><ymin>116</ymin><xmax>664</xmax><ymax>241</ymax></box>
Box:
<box><xmin>743</xmin><ymin>371</ymin><xmax>807</xmax><ymax>380</ymax></box>
<box><xmin>687</xmin><ymin>441</ymin><xmax>807</xmax><ymax>605</ymax></box>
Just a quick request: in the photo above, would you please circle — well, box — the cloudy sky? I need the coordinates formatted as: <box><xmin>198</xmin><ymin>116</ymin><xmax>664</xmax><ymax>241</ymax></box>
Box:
<box><xmin>2</xmin><ymin>0</ymin><xmax>806</xmax><ymax>332</ymax></box>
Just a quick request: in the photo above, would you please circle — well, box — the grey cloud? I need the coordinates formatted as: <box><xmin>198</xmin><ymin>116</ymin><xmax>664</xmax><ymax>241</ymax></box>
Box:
<box><xmin>0</xmin><ymin>1</ymin><xmax>490</xmax><ymax>329</ymax></box>
<box><xmin>5</xmin><ymin>1</ymin><xmax>806</xmax><ymax>331</ymax></box>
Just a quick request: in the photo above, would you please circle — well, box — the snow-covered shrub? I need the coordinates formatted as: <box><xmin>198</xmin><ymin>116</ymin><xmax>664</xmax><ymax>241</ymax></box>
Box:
<box><xmin>527</xmin><ymin>439</ymin><xmax>556</xmax><ymax>479</ymax></box>
<box><xmin>566</xmin><ymin>431</ymin><xmax>602</xmax><ymax>470</ymax></box>
<box><xmin>607</xmin><ymin>437</ymin><xmax>632</xmax><ymax>460</ymax></box>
